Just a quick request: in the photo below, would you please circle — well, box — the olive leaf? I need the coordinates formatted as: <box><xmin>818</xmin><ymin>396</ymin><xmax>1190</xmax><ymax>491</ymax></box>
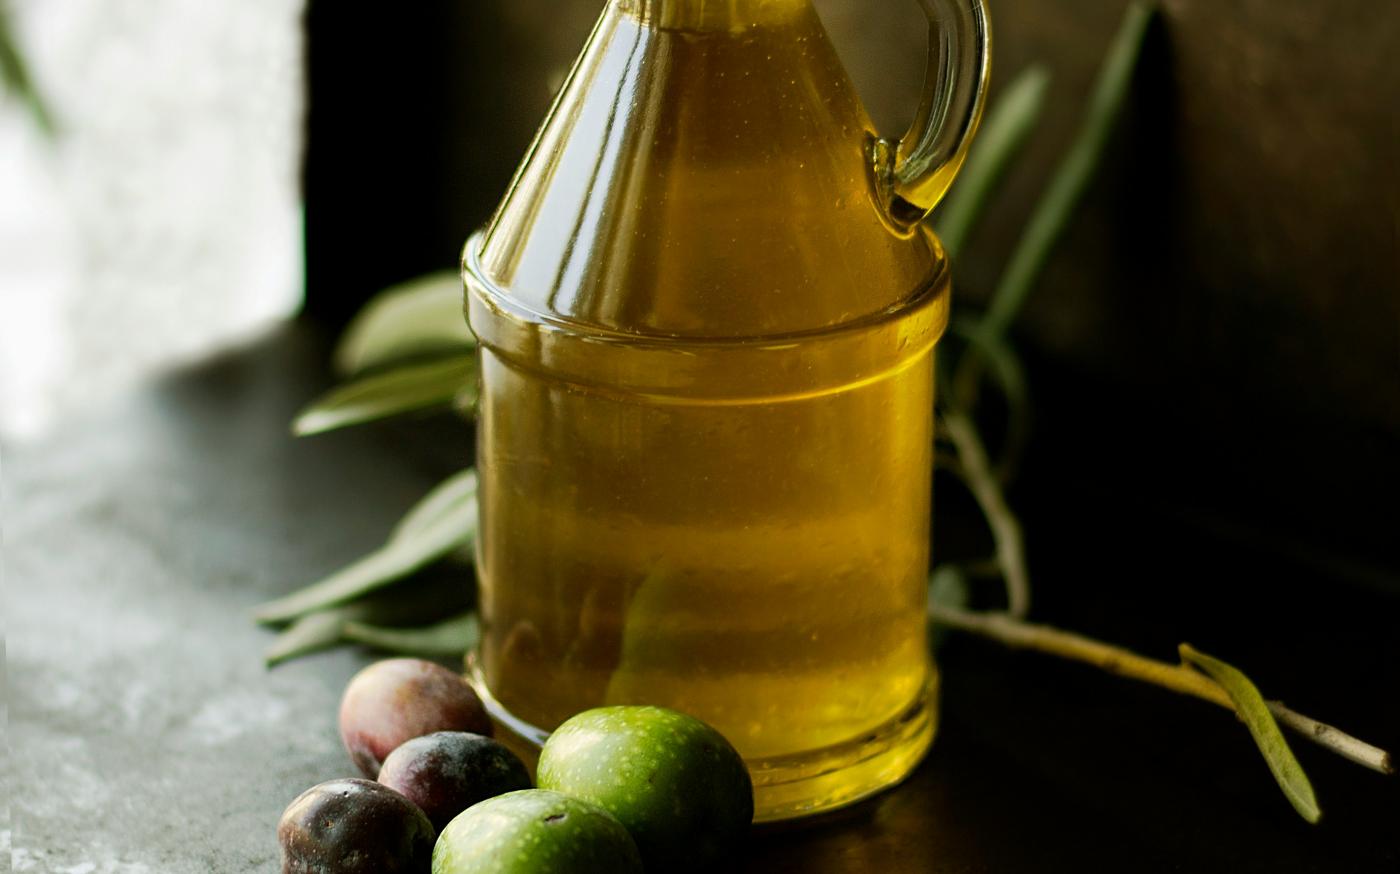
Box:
<box><xmin>391</xmin><ymin>468</ymin><xmax>480</xmax><ymax>541</ymax></box>
<box><xmin>334</xmin><ymin>271</ymin><xmax>476</xmax><ymax>376</ymax></box>
<box><xmin>981</xmin><ymin>1</ymin><xmax>1156</xmax><ymax>338</ymax></box>
<box><xmin>265</xmin><ymin>611</ymin><xmax>351</xmax><ymax>667</ymax></box>
<box><xmin>343</xmin><ymin>612</ymin><xmax>481</xmax><ymax>659</ymax></box>
<box><xmin>292</xmin><ymin>355</ymin><xmax>478</xmax><ymax>437</ymax></box>
<box><xmin>263</xmin><ymin>573</ymin><xmax>475</xmax><ymax>666</ymax></box>
<box><xmin>253</xmin><ymin>471</ymin><xmax>478</xmax><ymax>625</ymax></box>
<box><xmin>935</xmin><ymin>64</ymin><xmax>1051</xmax><ymax>257</ymax></box>
<box><xmin>1180</xmin><ymin>643</ymin><xmax>1322</xmax><ymax>824</ymax></box>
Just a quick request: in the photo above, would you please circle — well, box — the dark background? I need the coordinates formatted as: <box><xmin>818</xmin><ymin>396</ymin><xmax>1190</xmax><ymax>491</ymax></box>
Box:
<box><xmin>303</xmin><ymin>0</ymin><xmax>1400</xmax><ymax>585</ymax></box>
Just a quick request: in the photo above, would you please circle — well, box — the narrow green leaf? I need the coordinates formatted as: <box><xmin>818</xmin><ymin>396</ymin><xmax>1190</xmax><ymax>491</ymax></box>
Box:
<box><xmin>335</xmin><ymin>272</ymin><xmax>476</xmax><ymax>376</ymax></box>
<box><xmin>935</xmin><ymin>65</ymin><xmax>1052</xmax><ymax>257</ymax></box>
<box><xmin>343</xmin><ymin>612</ymin><xmax>481</xmax><ymax>659</ymax></box>
<box><xmin>265</xmin><ymin>611</ymin><xmax>351</xmax><ymax>667</ymax></box>
<box><xmin>981</xmin><ymin>2</ymin><xmax>1156</xmax><ymax>338</ymax></box>
<box><xmin>253</xmin><ymin>484</ymin><xmax>478</xmax><ymax>624</ymax></box>
<box><xmin>292</xmin><ymin>356</ymin><xmax>477</xmax><ymax>437</ymax></box>
<box><xmin>391</xmin><ymin>469</ymin><xmax>479</xmax><ymax>543</ymax></box>
<box><xmin>262</xmin><ymin>575</ymin><xmax>477</xmax><ymax>667</ymax></box>
<box><xmin>1179</xmin><ymin>643</ymin><xmax>1322</xmax><ymax>824</ymax></box>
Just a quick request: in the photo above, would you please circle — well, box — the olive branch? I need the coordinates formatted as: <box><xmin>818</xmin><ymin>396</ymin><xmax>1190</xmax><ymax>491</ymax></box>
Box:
<box><xmin>254</xmin><ymin>1</ymin><xmax>1393</xmax><ymax>823</ymax></box>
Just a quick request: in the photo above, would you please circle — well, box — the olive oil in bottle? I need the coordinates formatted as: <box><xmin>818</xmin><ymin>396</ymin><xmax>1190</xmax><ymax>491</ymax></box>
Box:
<box><xmin>464</xmin><ymin>0</ymin><xmax>989</xmax><ymax>821</ymax></box>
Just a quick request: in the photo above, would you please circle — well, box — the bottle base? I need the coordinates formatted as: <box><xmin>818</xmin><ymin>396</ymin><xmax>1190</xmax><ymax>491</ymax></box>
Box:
<box><xmin>468</xmin><ymin>665</ymin><xmax>937</xmax><ymax>823</ymax></box>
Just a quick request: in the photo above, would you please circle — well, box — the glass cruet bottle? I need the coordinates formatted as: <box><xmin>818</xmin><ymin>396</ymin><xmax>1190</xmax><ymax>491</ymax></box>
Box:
<box><xmin>463</xmin><ymin>0</ymin><xmax>990</xmax><ymax>821</ymax></box>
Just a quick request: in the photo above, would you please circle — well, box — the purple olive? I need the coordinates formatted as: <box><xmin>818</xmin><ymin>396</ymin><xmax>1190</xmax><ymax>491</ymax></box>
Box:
<box><xmin>339</xmin><ymin>659</ymin><xmax>492</xmax><ymax>777</ymax></box>
<box><xmin>378</xmin><ymin>731</ymin><xmax>532</xmax><ymax>831</ymax></box>
<box><xmin>277</xmin><ymin>778</ymin><xmax>433</xmax><ymax>873</ymax></box>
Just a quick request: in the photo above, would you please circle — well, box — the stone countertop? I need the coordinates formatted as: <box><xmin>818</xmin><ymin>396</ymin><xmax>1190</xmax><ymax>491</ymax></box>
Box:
<box><xmin>8</xmin><ymin>322</ymin><xmax>1398</xmax><ymax>872</ymax></box>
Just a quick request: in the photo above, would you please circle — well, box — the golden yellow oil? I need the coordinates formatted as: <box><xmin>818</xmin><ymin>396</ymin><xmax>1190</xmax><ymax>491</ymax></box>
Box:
<box><xmin>464</xmin><ymin>0</ymin><xmax>950</xmax><ymax>820</ymax></box>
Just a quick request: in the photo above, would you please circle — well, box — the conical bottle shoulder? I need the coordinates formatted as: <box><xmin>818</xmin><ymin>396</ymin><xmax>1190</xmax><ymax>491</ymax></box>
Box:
<box><xmin>476</xmin><ymin>2</ymin><xmax>945</xmax><ymax>339</ymax></box>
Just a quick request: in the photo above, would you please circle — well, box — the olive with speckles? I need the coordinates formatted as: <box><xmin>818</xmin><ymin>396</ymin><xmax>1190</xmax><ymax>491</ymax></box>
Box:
<box><xmin>536</xmin><ymin>705</ymin><xmax>754</xmax><ymax>872</ymax></box>
<box><xmin>277</xmin><ymin>778</ymin><xmax>434</xmax><ymax>874</ymax></box>
<box><xmin>378</xmin><ymin>731</ymin><xmax>532</xmax><ymax>832</ymax></box>
<box><xmin>432</xmin><ymin>789</ymin><xmax>642</xmax><ymax>874</ymax></box>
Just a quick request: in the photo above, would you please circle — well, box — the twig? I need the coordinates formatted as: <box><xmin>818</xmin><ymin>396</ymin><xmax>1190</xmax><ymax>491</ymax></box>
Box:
<box><xmin>946</xmin><ymin>322</ymin><xmax>1032</xmax><ymax>481</ymax></box>
<box><xmin>940</xmin><ymin>409</ymin><xmax>1031</xmax><ymax>618</ymax></box>
<box><xmin>929</xmin><ymin>604</ymin><xmax>1395</xmax><ymax>777</ymax></box>
<box><xmin>1269</xmin><ymin>704</ymin><xmax>1394</xmax><ymax>776</ymax></box>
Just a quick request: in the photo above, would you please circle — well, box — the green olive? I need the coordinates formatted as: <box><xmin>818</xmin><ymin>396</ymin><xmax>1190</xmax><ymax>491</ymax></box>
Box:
<box><xmin>537</xmin><ymin>705</ymin><xmax>754</xmax><ymax>872</ymax></box>
<box><xmin>432</xmin><ymin>789</ymin><xmax>641</xmax><ymax>874</ymax></box>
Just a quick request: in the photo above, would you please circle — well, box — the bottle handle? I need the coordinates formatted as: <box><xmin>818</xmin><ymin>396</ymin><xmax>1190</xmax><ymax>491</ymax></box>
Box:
<box><xmin>872</xmin><ymin>0</ymin><xmax>991</xmax><ymax>231</ymax></box>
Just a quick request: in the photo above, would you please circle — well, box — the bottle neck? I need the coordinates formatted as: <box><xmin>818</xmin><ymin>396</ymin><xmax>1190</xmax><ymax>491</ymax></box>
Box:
<box><xmin>615</xmin><ymin>0</ymin><xmax>811</xmax><ymax>29</ymax></box>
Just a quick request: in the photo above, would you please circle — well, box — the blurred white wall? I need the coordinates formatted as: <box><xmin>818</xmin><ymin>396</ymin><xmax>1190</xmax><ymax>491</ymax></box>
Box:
<box><xmin>0</xmin><ymin>0</ymin><xmax>305</xmax><ymax>440</ymax></box>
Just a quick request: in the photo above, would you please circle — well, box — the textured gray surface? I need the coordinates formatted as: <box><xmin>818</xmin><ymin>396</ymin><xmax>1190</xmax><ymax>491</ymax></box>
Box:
<box><xmin>6</xmin><ymin>325</ymin><xmax>446</xmax><ymax>872</ymax></box>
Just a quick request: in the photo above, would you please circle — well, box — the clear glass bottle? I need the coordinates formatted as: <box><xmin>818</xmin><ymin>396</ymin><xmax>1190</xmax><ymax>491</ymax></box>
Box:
<box><xmin>464</xmin><ymin>0</ymin><xmax>989</xmax><ymax>821</ymax></box>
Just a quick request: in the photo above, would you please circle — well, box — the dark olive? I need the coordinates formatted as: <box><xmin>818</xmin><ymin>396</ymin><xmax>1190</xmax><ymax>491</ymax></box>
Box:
<box><xmin>277</xmin><ymin>778</ymin><xmax>434</xmax><ymax>873</ymax></box>
<box><xmin>378</xmin><ymin>731</ymin><xmax>532</xmax><ymax>831</ymax></box>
